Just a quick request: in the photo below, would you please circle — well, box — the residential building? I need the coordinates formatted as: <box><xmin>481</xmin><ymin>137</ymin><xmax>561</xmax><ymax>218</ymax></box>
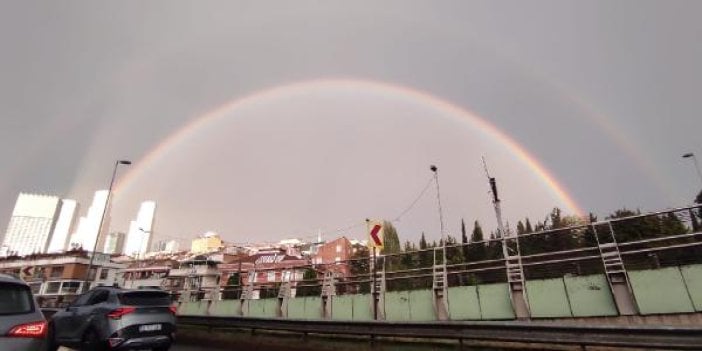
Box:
<box><xmin>119</xmin><ymin>258</ymin><xmax>181</xmax><ymax>294</ymax></box>
<box><xmin>190</xmin><ymin>232</ymin><xmax>223</xmax><ymax>254</ymax></box>
<box><xmin>1</xmin><ymin>193</ymin><xmax>61</xmax><ymax>256</ymax></box>
<box><xmin>69</xmin><ymin>190</ymin><xmax>109</xmax><ymax>251</ymax></box>
<box><xmin>103</xmin><ymin>232</ymin><xmax>126</xmax><ymax>255</ymax></box>
<box><xmin>219</xmin><ymin>251</ymin><xmax>309</xmax><ymax>299</ymax></box>
<box><xmin>312</xmin><ymin>236</ymin><xmax>354</xmax><ymax>276</ymax></box>
<box><xmin>0</xmin><ymin>251</ymin><xmax>125</xmax><ymax>308</ymax></box>
<box><xmin>47</xmin><ymin>199</ymin><xmax>79</xmax><ymax>253</ymax></box>
<box><xmin>123</xmin><ymin>201</ymin><xmax>156</xmax><ymax>258</ymax></box>
<box><xmin>168</xmin><ymin>256</ymin><xmax>221</xmax><ymax>301</ymax></box>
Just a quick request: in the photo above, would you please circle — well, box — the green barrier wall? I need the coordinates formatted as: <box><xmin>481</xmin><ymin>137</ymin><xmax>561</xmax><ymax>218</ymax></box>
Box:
<box><xmin>526</xmin><ymin>278</ymin><xmax>572</xmax><ymax>318</ymax></box>
<box><xmin>629</xmin><ymin>267</ymin><xmax>695</xmax><ymax>315</ymax></box>
<box><xmin>331</xmin><ymin>295</ymin><xmax>354</xmax><ymax>320</ymax></box>
<box><xmin>303</xmin><ymin>296</ymin><xmax>323</xmax><ymax>319</ymax></box>
<box><xmin>384</xmin><ymin>291</ymin><xmax>411</xmax><ymax>321</ymax></box>
<box><xmin>564</xmin><ymin>274</ymin><xmax>617</xmax><ymax>317</ymax></box>
<box><xmin>209</xmin><ymin>300</ymin><xmax>241</xmax><ymax>316</ymax></box>
<box><xmin>178</xmin><ymin>301</ymin><xmax>209</xmax><ymax>316</ymax></box>
<box><xmin>246</xmin><ymin>298</ymin><xmax>279</xmax><ymax>318</ymax></box>
<box><xmin>478</xmin><ymin>283</ymin><xmax>515</xmax><ymax>320</ymax></box>
<box><xmin>352</xmin><ymin>294</ymin><xmax>373</xmax><ymax>321</ymax></box>
<box><xmin>680</xmin><ymin>264</ymin><xmax>702</xmax><ymax>312</ymax></box>
<box><xmin>286</xmin><ymin>297</ymin><xmax>306</xmax><ymax>319</ymax></box>
<box><xmin>188</xmin><ymin>265</ymin><xmax>702</xmax><ymax>321</ymax></box>
<box><xmin>408</xmin><ymin>289</ymin><xmax>435</xmax><ymax>321</ymax></box>
<box><xmin>447</xmin><ymin>286</ymin><xmax>481</xmax><ymax>320</ymax></box>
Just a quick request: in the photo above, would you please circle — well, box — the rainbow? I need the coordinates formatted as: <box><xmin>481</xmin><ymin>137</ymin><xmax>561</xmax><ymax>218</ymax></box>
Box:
<box><xmin>113</xmin><ymin>78</ymin><xmax>585</xmax><ymax>217</ymax></box>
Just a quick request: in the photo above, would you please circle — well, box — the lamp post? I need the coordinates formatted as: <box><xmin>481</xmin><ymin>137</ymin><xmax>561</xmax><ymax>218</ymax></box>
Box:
<box><xmin>429</xmin><ymin>165</ymin><xmax>446</xmax><ymax>246</ymax></box>
<box><xmin>683</xmin><ymin>153</ymin><xmax>702</xmax><ymax>188</ymax></box>
<box><xmin>83</xmin><ymin>160</ymin><xmax>131</xmax><ymax>291</ymax></box>
<box><xmin>138</xmin><ymin>227</ymin><xmax>152</xmax><ymax>263</ymax></box>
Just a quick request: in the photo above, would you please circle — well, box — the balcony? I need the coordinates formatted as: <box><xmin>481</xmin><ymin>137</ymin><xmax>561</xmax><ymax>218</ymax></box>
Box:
<box><xmin>169</xmin><ymin>266</ymin><xmax>219</xmax><ymax>277</ymax></box>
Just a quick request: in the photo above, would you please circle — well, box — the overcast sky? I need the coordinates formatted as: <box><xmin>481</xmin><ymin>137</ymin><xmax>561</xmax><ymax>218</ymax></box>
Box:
<box><xmin>1</xmin><ymin>1</ymin><xmax>701</xmax><ymax>246</ymax></box>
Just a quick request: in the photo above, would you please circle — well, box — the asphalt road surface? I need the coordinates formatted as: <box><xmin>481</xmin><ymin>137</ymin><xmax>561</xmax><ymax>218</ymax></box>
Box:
<box><xmin>59</xmin><ymin>343</ymin><xmax>220</xmax><ymax>351</ymax></box>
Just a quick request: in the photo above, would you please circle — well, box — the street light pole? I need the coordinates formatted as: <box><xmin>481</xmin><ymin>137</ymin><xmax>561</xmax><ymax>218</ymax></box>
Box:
<box><xmin>683</xmin><ymin>153</ymin><xmax>702</xmax><ymax>188</ymax></box>
<box><xmin>430</xmin><ymin>165</ymin><xmax>447</xmax><ymax>259</ymax></box>
<box><xmin>83</xmin><ymin>160</ymin><xmax>131</xmax><ymax>291</ymax></box>
<box><xmin>138</xmin><ymin>227</ymin><xmax>152</xmax><ymax>263</ymax></box>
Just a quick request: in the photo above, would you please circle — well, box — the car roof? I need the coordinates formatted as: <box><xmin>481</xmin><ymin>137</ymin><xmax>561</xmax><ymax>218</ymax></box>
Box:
<box><xmin>0</xmin><ymin>273</ymin><xmax>28</xmax><ymax>285</ymax></box>
<box><xmin>92</xmin><ymin>286</ymin><xmax>165</xmax><ymax>293</ymax></box>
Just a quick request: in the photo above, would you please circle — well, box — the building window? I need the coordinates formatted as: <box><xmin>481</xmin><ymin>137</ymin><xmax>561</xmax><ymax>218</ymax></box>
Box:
<box><xmin>28</xmin><ymin>282</ymin><xmax>41</xmax><ymax>294</ymax></box>
<box><xmin>336</xmin><ymin>245</ymin><xmax>341</xmax><ymax>253</ymax></box>
<box><xmin>50</xmin><ymin>267</ymin><xmax>64</xmax><ymax>278</ymax></box>
<box><xmin>335</xmin><ymin>257</ymin><xmax>341</xmax><ymax>263</ymax></box>
<box><xmin>61</xmin><ymin>281</ymin><xmax>80</xmax><ymax>294</ymax></box>
<box><xmin>45</xmin><ymin>282</ymin><xmax>60</xmax><ymax>294</ymax></box>
<box><xmin>267</xmin><ymin>271</ymin><xmax>276</xmax><ymax>282</ymax></box>
<box><xmin>99</xmin><ymin>269</ymin><xmax>109</xmax><ymax>280</ymax></box>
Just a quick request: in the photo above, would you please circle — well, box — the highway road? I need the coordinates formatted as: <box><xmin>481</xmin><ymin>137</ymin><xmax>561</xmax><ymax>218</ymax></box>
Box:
<box><xmin>59</xmin><ymin>345</ymin><xmax>218</xmax><ymax>351</ymax></box>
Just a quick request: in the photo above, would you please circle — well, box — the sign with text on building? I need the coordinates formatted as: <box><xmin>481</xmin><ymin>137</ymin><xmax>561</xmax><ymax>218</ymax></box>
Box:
<box><xmin>367</xmin><ymin>220</ymin><xmax>384</xmax><ymax>250</ymax></box>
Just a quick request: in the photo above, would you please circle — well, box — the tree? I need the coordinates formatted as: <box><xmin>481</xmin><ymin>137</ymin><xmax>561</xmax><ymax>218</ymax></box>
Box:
<box><xmin>525</xmin><ymin>218</ymin><xmax>533</xmax><ymax>233</ymax></box>
<box><xmin>296</xmin><ymin>268</ymin><xmax>321</xmax><ymax>296</ymax></box>
<box><xmin>401</xmin><ymin>241</ymin><xmax>416</xmax><ymax>268</ymax></box>
<box><xmin>660</xmin><ymin>212</ymin><xmax>687</xmax><ymax>236</ymax></box>
<box><xmin>466</xmin><ymin>220</ymin><xmax>486</xmax><ymax>262</ymax></box>
<box><xmin>418</xmin><ymin>232</ymin><xmax>431</xmax><ymax>267</ymax></box>
<box><xmin>516</xmin><ymin>220</ymin><xmax>526</xmax><ymax>235</ymax></box>
<box><xmin>691</xmin><ymin>209</ymin><xmax>701</xmax><ymax>232</ymax></box>
<box><xmin>607</xmin><ymin>208</ymin><xmax>662</xmax><ymax>242</ymax></box>
<box><xmin>461</xmin><ymin>219</ymin><xmax>469</xmax><ymax>259</ymax></box>
<box><xmin>445</xmin><ymin>235</ymin><xmax>463</xmax><ymax>264</ymax></box>
<box><xmin>382</xmin><ymin>221</ymin><xmax>401</xmax><ymax>255</ymax></box>
<box><xmin>549</xmin><ymin>207</ymin><xmax>563</xmax><ymax>229</ymax></box>
<box><xmin>221</xmin><ymin>272</ymin><xmax>241</xmax><ymax>299</ymax></box>
<box><xmin>696</xmin><ymin>190</ymin><xmax>702</xmax><ymax>204</ymax></box>
<box><xmin>349</xmin><ymin>246</ymin><xmax>371</xmax><ymax>294</ymax></box>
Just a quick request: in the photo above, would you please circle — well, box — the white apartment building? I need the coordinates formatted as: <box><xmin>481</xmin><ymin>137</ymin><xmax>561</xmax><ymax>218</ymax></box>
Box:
<box><xmin>103</xmin><ymin>232</ymin><xmax>126</xmax><ymax>255</ymax></box>
<box><xmin>1</xmin><ymin>193</ymin><xmax>61</xmax><ymax>256</ymax></box>
<box><xmin>123</xmin><ymin>201</ymin><xmax>156</xmax><ymax>258</ymax></box>
<box><xmin>69</xmin><ymin>190</ymin><xmax>109</xmax><ymax>251</ymax></box>
<box><xmin>47</xmin><ymin>199</ymin><xmax>79</xmax><ymax>253</ymax></box>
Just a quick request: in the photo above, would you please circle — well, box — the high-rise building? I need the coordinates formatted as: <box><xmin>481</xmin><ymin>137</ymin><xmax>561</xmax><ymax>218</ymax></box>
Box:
<box><xmin>47</xmin><ymin>199</ymin><xmax>79</xmax><ymax>253</ymax></box>
<box><xmin>1</xmin><ymin>193</ymin><xmax>61</xmax><ymax>256</ymax></box>
<box><xmin>123</xmin><ymin>201</ymin><xmax>156</xmax><ymax>258</ymax></box>
<box><xmin>69</xmin><ymin>190</ymin><xmax>108</xmax><ymax>251</ymax></box>
<box><xmin>103</xmin><ymin>232</ymin><xmax>126</xmax><ymax>255</ymax></box>
<box><xmin>152</xmin><ymin>239</ymin><xmax>180</xmax><ymax>253</ymax></box>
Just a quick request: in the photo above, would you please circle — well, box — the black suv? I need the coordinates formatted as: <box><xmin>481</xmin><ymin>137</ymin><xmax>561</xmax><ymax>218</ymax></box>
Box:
<box><xmin>49</xmin><ymin>286</ymin><xmax>176</xmax><ymax>351</ymax></box>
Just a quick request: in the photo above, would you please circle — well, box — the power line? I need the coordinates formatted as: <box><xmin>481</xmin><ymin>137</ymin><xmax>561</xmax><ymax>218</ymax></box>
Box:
<box><xmin>391</xmin><ymin>176</ymin><xmax>434</xmax><ymax>223</ymax></box>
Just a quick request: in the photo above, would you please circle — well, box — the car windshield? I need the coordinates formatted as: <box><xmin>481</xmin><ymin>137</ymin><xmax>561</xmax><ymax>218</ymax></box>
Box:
<box><xmin>0</xmin><ymin>282</ymin><xmax>34</xmax><ymax>315</ymax></box>
<box><xmin>119</xmin><ymin>291</ymin><xmax>171</xmax><ymax>306</ymax></box>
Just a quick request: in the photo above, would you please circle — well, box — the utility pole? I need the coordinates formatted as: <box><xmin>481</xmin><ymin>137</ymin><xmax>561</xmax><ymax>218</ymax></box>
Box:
<box><xmin>84</xmin><ymin>160</ymin><xmax>131</xmax><ymax>292</ymax></box>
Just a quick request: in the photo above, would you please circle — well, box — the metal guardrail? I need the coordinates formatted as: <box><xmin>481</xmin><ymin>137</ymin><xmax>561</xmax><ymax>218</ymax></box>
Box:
<box><xmin>177</xmin><ymin>315</ymin><xmax>702</xmax><ymax>350</ymax></box>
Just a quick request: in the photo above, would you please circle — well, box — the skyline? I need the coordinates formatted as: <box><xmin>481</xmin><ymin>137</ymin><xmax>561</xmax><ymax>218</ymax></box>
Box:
<box><xmin>1</xmin><ymin>1</ymin><xmax>701</xmax><ymax>244</ymax></box>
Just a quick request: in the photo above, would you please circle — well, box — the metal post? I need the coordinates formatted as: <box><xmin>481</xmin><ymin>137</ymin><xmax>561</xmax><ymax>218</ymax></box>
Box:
<box><xmin>372</xmin><ymin>246</ymin><xmax>377</xmax><ymax>320</ymax></box>
<box><xmin>430</xmin><ymin>165</ymin><xmax>446</xmax><ymax>251</ymax></box>
<box><xmin>683</xmin><ymin>153</ymin><xmax>702</xmax><ymax>188</ymax></box>
<box><xmin>84</xmin><ymin>160</ymin><xmax>130</xmax><ymax>291</ymax></box>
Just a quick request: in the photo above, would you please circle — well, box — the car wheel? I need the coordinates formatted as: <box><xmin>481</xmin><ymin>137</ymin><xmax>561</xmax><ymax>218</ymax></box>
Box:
<box><xmin>81</xmin><ymin>328</ymin><xmax>106</xmax><ymax>351</ymax></box>
<box><xmin>46</xmin><ymin>323</ymin><xmax>59</xmax><ymax>351</ymax></box>
<box><xmin>152</xmin><ymin>345</ymin><xmax>171</xmax><ymax>351</ymax></box>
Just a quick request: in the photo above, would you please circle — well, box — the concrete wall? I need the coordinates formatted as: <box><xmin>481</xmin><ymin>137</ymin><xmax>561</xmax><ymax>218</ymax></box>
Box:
<box><xmin>629</xmin><ymin>267</ymin><xmax>695</xmax><ymax>314</ymax></box>
<box><xmin>178</xmin><ymin>264</ymin><xmax>702</xmax><ymax>321</ymax></box>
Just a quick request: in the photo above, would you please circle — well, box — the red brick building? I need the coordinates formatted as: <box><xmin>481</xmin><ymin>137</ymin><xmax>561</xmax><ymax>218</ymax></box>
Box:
<box><xmin>312</xmin><ymin>236</ymin><xmax>354</xmax><ymax>276</ymax></box>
